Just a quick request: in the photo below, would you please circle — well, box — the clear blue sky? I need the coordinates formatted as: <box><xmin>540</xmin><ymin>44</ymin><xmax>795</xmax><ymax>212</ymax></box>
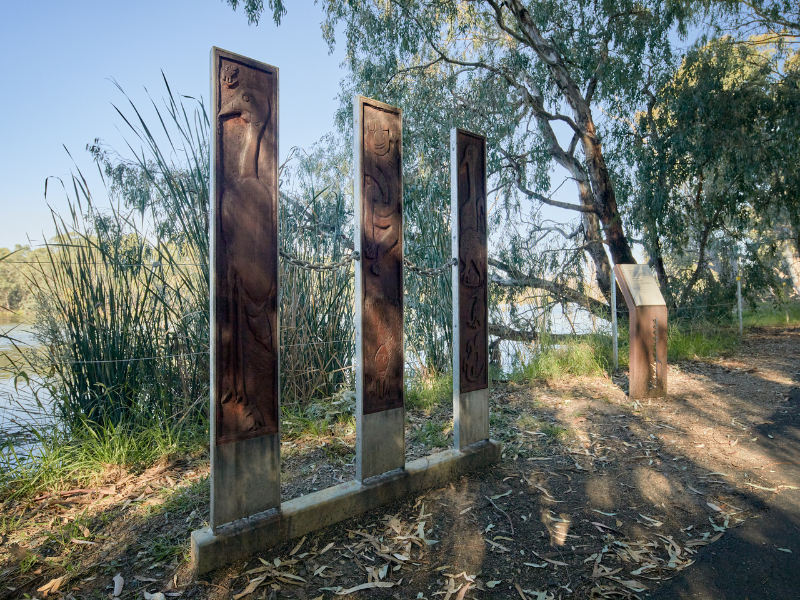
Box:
<box><xmin>0</xmin><ymin>0</ymin><xmax>345</xmax><ymax>249</ymax></box>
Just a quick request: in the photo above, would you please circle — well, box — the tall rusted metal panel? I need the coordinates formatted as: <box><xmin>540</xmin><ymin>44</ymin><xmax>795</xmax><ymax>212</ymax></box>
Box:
<box><xmin>452</xmin><ymin>129</ymin><xmax>490</xmax><ymax>449</ymax></box>
<box><xmin>210</xmin><ymin>48</ymin><xmax>280</xmax><ymax>527</ymax></box>
<box><xmin>354</xmin><ymin>96</ymin><xmax>405</xmax><ymax>481</ymax></box>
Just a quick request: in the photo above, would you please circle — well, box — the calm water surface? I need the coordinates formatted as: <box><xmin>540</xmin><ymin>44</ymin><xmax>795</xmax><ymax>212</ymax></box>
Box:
<box><xmin>0</xmin><ymin>315</ymin><xmax>52</xmax><ymax>439</ymax></box>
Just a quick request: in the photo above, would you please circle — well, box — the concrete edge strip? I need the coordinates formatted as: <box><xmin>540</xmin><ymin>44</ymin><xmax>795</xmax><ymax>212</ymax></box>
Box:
<box><xmin>191</xmin><ymin>439</ymin><xmax>501</xmax><ymax>574</ymax></box>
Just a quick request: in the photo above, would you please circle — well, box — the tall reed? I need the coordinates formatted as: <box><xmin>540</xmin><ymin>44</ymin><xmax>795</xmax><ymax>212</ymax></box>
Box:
<box><xmin>27</xmin><ymin>79</ymin><xmax>211</xmax><ymax>431</ymax></box>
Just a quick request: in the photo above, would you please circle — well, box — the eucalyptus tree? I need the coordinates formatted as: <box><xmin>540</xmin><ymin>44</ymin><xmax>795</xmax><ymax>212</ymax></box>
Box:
<box><xmin>228</xmin><ymin>0</ymin><xmax>693</xmax><ymax>325</ymax></box>
<box><xmin>629</xmin><ymin>35</ymin><xmax>800</xmax><ymax>309</ymax></box>
<box><xmin>710</xmin><ymin>0</ymin><xmax>799</xmax><ymax>41</ymax></box>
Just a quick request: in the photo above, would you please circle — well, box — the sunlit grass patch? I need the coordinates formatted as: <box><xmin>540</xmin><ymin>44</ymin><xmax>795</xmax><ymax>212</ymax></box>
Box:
<box><xmin>742</xmin><ymin>301</ymin><xmax>800</xmax><ymax>328</ymax></box>
<box><xmin>406</xmin><ymin>372</ymin><xmax>452</xmax><ymax>412</ymax></box>
<box><xmin>280</xmin><ymin>389</ymin><xmax>356</xmax><ymax>441</ymax></box>
<box><xmin>523</xmin><ymin>339</ymin><xmax>608</xmax><ymax>383</ymax></box>
<box><xmin>516</xmin><ymin>413</ymin><xmax>567</xmax><ymax>441</ymax></box>
<box><xmin>0</xmin><ymin>418</ymin><xmax>206</xmax><ymax>503</ymax></box>
<box><xmin>668</xmin><ymin>322</ymin><xmax>738</xmax><ymax>361</ymax></box>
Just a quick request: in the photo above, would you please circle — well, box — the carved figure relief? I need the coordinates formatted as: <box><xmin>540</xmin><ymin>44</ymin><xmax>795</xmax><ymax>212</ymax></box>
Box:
<box><xmin>214</xmin><ymin>55</ymin><xmax>279</xmax><ymax>444</ymax></box>
<box><xmin>456</xmin><ymin>131</ymin><xmax>488</xmax><ymax>392</ymax></box>
<box><xmin>360</xmin><ymin>100</ymin><xmax>403</xmax><ymax>414</ymax></box>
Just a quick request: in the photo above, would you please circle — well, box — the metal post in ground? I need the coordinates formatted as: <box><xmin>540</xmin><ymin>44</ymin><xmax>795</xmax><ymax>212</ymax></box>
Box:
<box><xmin>611</xmin><ymin>267</ymin><xmax>618</xmax><ymax>371</ymax></box>
<box><xmin>738</xmin><ymin>275</ymin><xmax>743</xmax><ymax>335</ymax></box>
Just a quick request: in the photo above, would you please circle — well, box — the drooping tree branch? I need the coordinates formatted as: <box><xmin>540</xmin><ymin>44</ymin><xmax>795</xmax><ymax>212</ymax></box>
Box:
<box><xmin>489</xmin><ymin>257</ymin><xmax>609</xmax><ymax>317</ymax></box>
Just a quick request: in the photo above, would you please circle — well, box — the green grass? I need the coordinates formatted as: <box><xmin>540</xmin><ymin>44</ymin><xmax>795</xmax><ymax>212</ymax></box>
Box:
<box><xmin>516</xmin><ymin>413</ymin><xmax>567</xmax><ymax>441</ymax></box>
<box><xmin>410</xmin><ymin>420</ymin><xmax>450</xmax><ymax>448</ymax></box>
<box><xmin>280</xmin><ymin>389</ymin><xmax>356</xmax><ymax>439</ymax></box>
<box><xmin>0</xmin><ymin>417</ymin><xmax>206</xmax><ymax>502</ymax></box>
<box><xmin>742</xmin><ymin>301</ymin><xmax>800</xmax><ymax>328</ymax></box>
<box><xmin>406</xmin><ymin>372</ymin><xmax>452</xmax><ymax>411</ymax></box>
<box><xmin>520</xmin><ymin>338</ymin><xmax>608</xmax><ymax>382</ymax></box>
<box><xmin>667</xmin><ymin>322</ymin><xmax>738</xmax><ymax>361</ymax></box>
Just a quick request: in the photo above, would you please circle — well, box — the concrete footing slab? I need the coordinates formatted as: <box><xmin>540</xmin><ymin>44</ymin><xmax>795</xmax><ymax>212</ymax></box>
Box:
<box><xmin>191</xmin><ymin>439</ymin><xmax>501</xmax><ymax>574</ymax></box>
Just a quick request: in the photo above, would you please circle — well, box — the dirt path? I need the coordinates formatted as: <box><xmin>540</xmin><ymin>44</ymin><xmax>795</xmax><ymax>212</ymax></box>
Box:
<box><xmin>1</xmin><ymin>326</ymin><xmax>798</xmax><ymax>599</ymax></box>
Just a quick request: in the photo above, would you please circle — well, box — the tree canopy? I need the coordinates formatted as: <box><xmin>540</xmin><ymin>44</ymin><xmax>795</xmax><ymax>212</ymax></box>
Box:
<box><xmin>225</xmin><ymin>0</ymin><xmax>800</xmax><ymax>348</ymax></box>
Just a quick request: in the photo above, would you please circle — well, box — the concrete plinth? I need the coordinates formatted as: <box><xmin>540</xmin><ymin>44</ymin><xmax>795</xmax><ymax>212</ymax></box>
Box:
<box><xmin>454</xmin><ymin>388</ymin><xmax>490</xmax><ymax>449</ymax></box>
<box><xmin>191</xmin><ymin>439</ymin><xmax>501</xmax><ymax>575</ymax></box>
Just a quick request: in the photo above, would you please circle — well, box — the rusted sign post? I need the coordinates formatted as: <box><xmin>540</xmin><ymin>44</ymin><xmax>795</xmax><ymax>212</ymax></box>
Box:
<box><xmin>354</xmin><ymin>96</ymin><xmax>405</xmax><ymax>481</ymax></box>
<box><xmin>614</xmin><ymin>264</ymin><xmax>667</xmax><ymax>399</ymax></box>
<box><xmin>451</xmin><ymin>128</ymin><xmax>489</xmax><ymax>449</ymax></box>
<box><xmin>210</xmin><ymin>47</ymin><xmax>280</xmax><ymax>527</ymax></box>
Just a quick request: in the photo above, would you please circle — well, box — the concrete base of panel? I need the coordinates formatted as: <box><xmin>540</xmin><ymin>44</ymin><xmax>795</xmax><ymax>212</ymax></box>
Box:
<box><xmin>191</xmin><ymin>439</ymin><xmax>501</xmax><ymax>575</ymax></box>
<box><xmin>211</xmin><ymin>433</ymin><xmax>280</xmax><ymax>528</ymax></box>
<box><xmin>356</xmin><ymin>406</ymin><xmax>405</xmax><ymax>482</ymax></box>
<box><xmin>454</xmin><ymin>387</ymin><xmax>490</xmax><ymax>450</ymax></box>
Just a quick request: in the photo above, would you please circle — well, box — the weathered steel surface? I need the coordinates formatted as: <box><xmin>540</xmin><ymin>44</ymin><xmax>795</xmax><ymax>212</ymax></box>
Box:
<box><xmin>455</xmin><ymin>130</ymin><xmax>488</xmax><ymax>393</ymax></box>
<box><xmin>212</xmin><ymin>49</ymin><xmax>279</xmax><ymax>444</ymax></box>
<box><xmin>358</xmin><ymin>98</ymin><xmax>404</xmax><ymax>415</ymax></box>
<box><xmin>614</xmin><ymin>265</ymin><xmax>667</xmax><ymax>399</ymax></box>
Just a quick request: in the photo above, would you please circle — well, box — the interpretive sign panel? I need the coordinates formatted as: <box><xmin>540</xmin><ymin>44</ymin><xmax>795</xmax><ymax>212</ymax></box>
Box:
<box><xmin>354</xmin><ymin>96</ymin><xmax>405</xmax><ymax>481</ymax></box>
<box><xmin>210</xmin><ymin>47</ymin><xmax>280</xmax><ymax>527</ymax></box>
<box><xmin>614</xmin><ymin>264</ymin><xmax>667</xmax><ymax>399</ymax></box>
<box><xmin>451</xmin><ymin>128</ymin><xmax>490</xmax><ymax>449</ymax></box>
<box><xmin>617</xmin><ymin>265</ymin><xmax>666</xmax><ymax>307</ymax></box>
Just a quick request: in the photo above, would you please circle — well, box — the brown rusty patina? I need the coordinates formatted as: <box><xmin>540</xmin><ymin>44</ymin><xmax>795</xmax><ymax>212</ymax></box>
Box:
<box><xmin>360</xmin><ymin>101</ymin><xmax>404</xmax><ymax>415</ymax></box>
<box><xmin>456</xmin><ymin>131</ymin><xmax>488</xmax><ymax>393</ymax></box>
<box><xmin>213</xmin><ymin>55</ymin><xmax>279</xmax><ymax>444</ymax></box>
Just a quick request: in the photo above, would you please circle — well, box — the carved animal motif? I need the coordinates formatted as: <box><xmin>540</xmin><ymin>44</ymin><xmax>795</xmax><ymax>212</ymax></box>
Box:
<box><xmin>457</xmin><ymin>133</ymin><xmax>488</xmax><ymax>393</ymax></box>
<box><xmin>221</xmin><ymin>64</ymin><xmax>239</xmax><ymax>88</ymax></box>
<box><xmin>466</xmin><ymin>287</ymin><xmax>485</xmax><ymax>330</ymax></box>
<box><xmin>463</xmin><ymin>332</ymin><xmax>485</xmax><ymax>383</ymax></box>
<box><xmin>217</xmin><ymin>75</ymin><xmax>277</xmax><ymax>438</ymax></box>
<box><xmin>360</xmin><ymin>102</ymin><xmax>404</xmax><ymax>415</ymax></box>
<box><xmin>458</xmin><ymin>144</ymin><xmax>486</xmax><ymax>288</ymax></box>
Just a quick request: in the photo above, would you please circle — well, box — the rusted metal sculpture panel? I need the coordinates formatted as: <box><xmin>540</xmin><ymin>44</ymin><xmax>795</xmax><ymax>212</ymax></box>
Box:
<box><xmin>456</xmin><ymin>131</ymin><xmax>488</xmax><ymax>393</ymax></box>
<box><xmin>614</xmin><ymin>265</ymin><xmax>667</xmax><ymax>399</ymax></box>
<box><xmin>359</xmin><ymin>99</ymin><xmax>404</xmax><ymax>415</ymax></box>
<box><xmin>212</xmin><ymin>50</ymin><xmax>279</xmax><ymax>444</ymax></box>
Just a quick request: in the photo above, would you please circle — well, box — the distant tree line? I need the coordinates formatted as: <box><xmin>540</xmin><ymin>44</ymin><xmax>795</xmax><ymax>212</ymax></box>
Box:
<box><xmin>0</xmin><ymin>245</ymin><xmax>49</xmax><ymax>315</ymax></box>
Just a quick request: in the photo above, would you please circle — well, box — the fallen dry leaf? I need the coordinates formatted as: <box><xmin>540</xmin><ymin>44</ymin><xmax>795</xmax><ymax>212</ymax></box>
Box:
<box><xmin>233</xmin><ymin>575</ymin><xmax>267</xmax><ymax>599</ymax></box>
<box><xmin>335</xmin><ymin>581</ymin><xmax>394</xmax><ymax>594</ymax></box>
<box><xmin>489</xmin><ymin>490</ymin><xmax>512</xmax><ymax>500</ymax></box>
<box><xmin>112</xmin><ymin>573</ymin><xmax>124</xmax><ymax>598</ymax></box>
<box><xmin>290</xmin><ymin>536</ymin><xmax>306</xmax><ymax>556</ymax></box>
<box><xmin>37</xmin><ymin>575</ymin><xmax>67</xmax><ymax>597</ymax></box>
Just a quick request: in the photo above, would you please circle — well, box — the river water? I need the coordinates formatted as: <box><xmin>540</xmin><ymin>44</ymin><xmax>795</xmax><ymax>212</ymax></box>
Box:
<box><xmin>0</xmin><ymin>316</ymin><xmax>52</xmax><ymax>443</ymax></box>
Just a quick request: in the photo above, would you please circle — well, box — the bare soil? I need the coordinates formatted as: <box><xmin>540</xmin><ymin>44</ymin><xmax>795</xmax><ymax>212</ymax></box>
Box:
<box><xmin>1</xmin><ymin>325</ymin><xmax>798</xmax><ymax>600</ymax></box>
